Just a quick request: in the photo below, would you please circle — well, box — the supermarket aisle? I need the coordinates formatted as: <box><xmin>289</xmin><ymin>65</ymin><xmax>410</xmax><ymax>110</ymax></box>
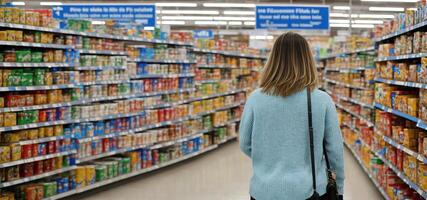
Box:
<box><xmin>75</xmin><ymin>141</ymin><xmax>382</xmax><ymax>200</ymax></box>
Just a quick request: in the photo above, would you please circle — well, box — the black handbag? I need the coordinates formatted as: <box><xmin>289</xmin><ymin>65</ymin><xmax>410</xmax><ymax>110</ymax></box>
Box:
<box><xmin>306</xmin><ymin>89</ymin><xmax>339</xmax><ymax>200</ymax></box>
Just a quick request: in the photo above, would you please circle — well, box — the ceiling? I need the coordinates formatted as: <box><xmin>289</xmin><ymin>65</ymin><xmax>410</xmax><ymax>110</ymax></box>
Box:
<box><xmin>4</xmin><ymin>0</ymin><xmax>418</xmax><ymax>33</ymax></box>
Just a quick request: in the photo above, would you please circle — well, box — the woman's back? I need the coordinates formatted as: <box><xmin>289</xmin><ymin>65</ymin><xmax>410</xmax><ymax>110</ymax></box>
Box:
<box><xmin>240</xmin><ymin>88</ymin><xmax>344</xmax><ymax>200</ymax></box>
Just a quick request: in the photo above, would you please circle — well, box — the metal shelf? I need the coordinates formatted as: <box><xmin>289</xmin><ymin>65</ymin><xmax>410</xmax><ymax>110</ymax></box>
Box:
<box><xmin>192</xmin><ymin>48</ymin><xmax>267</xmax><ymax>59</ymax></box>
<box><xmin>375</xmin><ymin>77</ymin><xmax>427</xmax><ymax>89</ymax></box>
<box><xmin>0</xmin><ymin>150</ymin><xmax>76</xmax><ymax>168</ymax></box>
<box><xmin>326</xmin><ymin>90</ymin><xmax>374</xmax><ymax>109</ymax></box>
<box><xmin>0</xmin><ymin>22</ymin><xmax>193</xmax><ymax>46</ymax></box>
<box><xmin>335</xmin><ymin>103</ymin><xmax>374</xmax><ymax>127</ymax></box>
<box><xmin>130</xmin><ymin>73</ymin><xmax>195</xmax><ymax>79</ymax></box>
<box><xmin>0</xmin><ymin>41</ymin><xmax>73</xmax><ymax>49</ymax></box>
<box><xmin>375</xmin><ymin>53</ymin><xmax>427</xmax><ymax>62</ymax></box>
<box><xmin>0</xmin><ymin>62</ymin><xmax>74</xmax><ymax>68</ymax></box>
<box><xmin>376</xmin><ymin>20</ymin><xmax>427</xmax><ymax>42</ymax></box>
<box><xmin>0</xmin><ymin>166</ymin><xmax>76</xmax><ymax>188</ymax></box>
<box><xmin>129</xmin><ymin>58</ymin><xmax>196</xmax><ymax>64</ymax></box>
<box><xmin>323</xmin><ymin>78</ymin><xmax>371</xmax><ymax>90</ymax></box>
<box><xmin>75</xmin><ymin>66</ymin><xmax>127</xmax><ymax>70</ymax></box>
<box><xmin>374</xmin><ymin>103</ymin><xmax>427</xmax><ymax>131</ymax></box>
<box><xmin>77</xmin><ymin>49</ymin><xmax>127</xmax><ymax>56</ymax></box>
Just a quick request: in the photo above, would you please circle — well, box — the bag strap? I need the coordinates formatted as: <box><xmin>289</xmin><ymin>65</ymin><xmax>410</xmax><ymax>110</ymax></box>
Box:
<box><xmin>323</xmin><ymin>142</ymin><xmax>331</xmax><ymax>170</ymax></box>
<box><xmin>307</xmin><ymin>88</ymin><xmax>317</xmax><ymax>192</ymax></box>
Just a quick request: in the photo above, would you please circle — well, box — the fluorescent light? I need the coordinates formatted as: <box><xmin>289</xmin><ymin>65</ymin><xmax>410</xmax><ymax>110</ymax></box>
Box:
<box><xmin>362</xmin><ymin>0</ymin><xmax>417</xmax><ymax>2</ymax></box>
<box><xmin>407</xmin><ymin>8</ymin><xmax>418</xmax><ymax>11</ymax></box>
<box><xmin>228</xmin><ymin>21</ymin><xmax>243</xmax><ymax>25</ymax></box>
<box><xmin>333</xmin><ymin>6</ymin><xmax>350</xmax><ymax>10</ymax></box>
<box><xmin>162</xmin><ymin>16</ymin><xmax>213</xmax><ymax>20</ymax></box>
<box><xmin>91</xmin><ymin>21</ymin><xmax>105</xmax><ymax>25</ymax></box>
<box><xmin>194</xmin><ymin>21</ymin><xmax>227</xmax><ymax>25</ymax></box>
<box><xmin>369</xmin><ymin>7</ymin><xmax>404</xmax><ymax>12</ymax></box>
<box><xmin>213</xmin><ymin>16</ymin><xmax>255</xmax><ymax>21</ymax></box>
<box><xmin>144</xmin><ymin>26</ymin><xmax>155</xmax><ymax>30</ymax></box>
<box><xmin>352</xmin><ymin>24</ymin><xmax>375</xmax><ymax>28</ymax></box>
<box><xmin>330</xmin><ymin>23</ymin><xmax>350</xmax><ymax>27</ymax></box>
<box><xmin>353</xmin><ymin>20</ymin><xmax>383</xmax><ymax>24</ymax></box>
<box><xmin>203</xmin><ymin>3</ymin><xmax>256</xmax><ymax>7</ymax></box>
<box><xmin>160</xmin><ymin>21</ymin><xmax>186</xmax><ymax>25</ymax></box>
<box><xmin>330</xmin><ymin>19</ymin><xmax>350</xmax><ymax>24</ymax></box>
<box><xmin>11</xmin><ymin>1</ymin><xmax>25</xmax><ymax>5</ymax></box>
<box><xmin>330</xmin><ymin>13</ymin><xmax>359</xmax><ymax>18</ymax></box>
<box><xmin>155</xmin><ymin>3</ymin><xmax>197</xmax><ymax>7</ymax></box>
<box><xmin>223</xmin><ymin>10</ymin><xmax>255</xmax><ymax>15</ymax></box>
<box><xmin>358</xmin><ymin>14</ymin><xmax>395</xmax><ymax>19</ymax></box>
<box><xmin>40</xmin><ymin>1</ymin><xmax>63</xmax><ymax>5</ymax></box>
<box><xmin>244</xmin><ymin>21</ymin><xmax>255</xmax><ymax>25</ymax></box>
<box><xmin>250</xmin><ymin>35</ymin><xmax>274</xmax><ymax>40</ymax></box>
<box><xmin>160</xmin><ymin>10</ymin><xmax>219</xmax><ymax>15</ymax></box>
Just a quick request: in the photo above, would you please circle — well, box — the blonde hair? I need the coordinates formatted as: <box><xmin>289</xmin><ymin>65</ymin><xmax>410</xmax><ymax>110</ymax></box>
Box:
<box><xmin>260</xmin><ymin>32</ymin><xmax>318</xmax><ymax>97</ymax></box>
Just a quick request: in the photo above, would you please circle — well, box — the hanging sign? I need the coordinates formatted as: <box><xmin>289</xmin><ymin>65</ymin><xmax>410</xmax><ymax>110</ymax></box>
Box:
<box><xmin>256</xmin><ymin>5</ymin><xmax>329</xmax><ymax>30</ymax></box>
<box><xmin>193</xmin><ymin>30</ymin><xmax>214</xmax><ymax>39</ymax></box>
<box><xmin>52</xmin><ymin>4</ymin><xmax>156</xmax><ymax>26</ymax></box>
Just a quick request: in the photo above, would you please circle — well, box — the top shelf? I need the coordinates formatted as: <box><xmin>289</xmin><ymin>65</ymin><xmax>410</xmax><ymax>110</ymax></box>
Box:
<box><xmin>192</xmin><ymin>48</ymin><xmax>267</xmax><ymax>59</ymax></box>
<box><xmin>376</xmin><ymin>20</ymin><xmax>427</xmax><ymax>43</ymax></box>
<box><xmin>0</xmin><ymin>22</ymin><xmax>193</xmax><ymax>46</ymax></box>
<box><xmin>318</xmin><ymin>46</ymin><xmax>376</xmax><ymax>60</ymax></box>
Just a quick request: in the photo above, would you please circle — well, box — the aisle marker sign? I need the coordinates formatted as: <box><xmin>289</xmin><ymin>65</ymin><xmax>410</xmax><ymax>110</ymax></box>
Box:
<box><xmin>255</xmin><ymin>5</ymin><xmax>329</xmax><ymax>30</ymax></box>
<box><xmin>52</xmin><ymin>5</ymin><xmax>156</xmax><ymax>26</ymax></box>
<box><xmin>193</xmin><ymin>30</ymin><xmax>214</xmax><ymax>39</ymax></box>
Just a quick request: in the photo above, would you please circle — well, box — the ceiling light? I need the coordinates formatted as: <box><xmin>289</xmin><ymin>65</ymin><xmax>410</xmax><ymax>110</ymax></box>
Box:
<box><xmin>162</xmin><ymin>16</ymin><xmax>213</xmax><ymax>20</ymax></box>
<box><xmin>250</xmin><ymin>35</ymin><xmax>274</xmax><ymax>40</ymax></box>
<box><xmin>244</xmin><ymin>21</ymin><xmax>255</xmax><ymax>25</ymax></box>
<box><xmin>194</xmin><ymin>21</ymin><xmax>227</xmax><ymax>25</ymax></box>
<box><xmin>40</xmin><ymin>2</ymin><xmax>63</xmax><ymax>5</ymax></box>
<box><xmin>144</xmin><ymin>27</ymin><xmax>155</xmax><ymax>30</ymax></box>
<box><xmin>267</xmin><ymin>36</ymin><xmax>274</xmax><ymax>40</ymax></box>
<box><xmin>330</xmin><ymin>23</ymin><xmax>350</xmax><ymax>27</ymax></box>
<box><xmin>213</xmin><ymin>16</ymin><xmax>255</xmax><ymax>21</ymax></box>
<box><xmin>362</xmin><ymin>0</ymin><xmax>418</xmax><ymax>2</ymax></box>
<box><xmin>358</xmin><ymin>14</ymin><xmax>395</xmax><ymax>18</ymax></box>
<box><xmin>160</xmin><ymin>21</ymin><xmax>186</xmax><ymax>25</ymax></box>
<box><xmin>369</xmin><ymin>7</ymin><xmax>404</xmax><ymax>12</ymax></box>
<box><xmin>330</xmin><ymin>13</ymin><xmax>359</xmax><ymax>18</ymax></box>
<box><xmin>160</xmin><ymin>10</ymin><xmax>219</xmax><ymax>15</ymax></box>
<box><xmin>229</xmin><ymin>21</ymin><xmax>243</xmax><ymax>25</ymax></box>
<box><xmin>11</xmin><ymin>1</ymin><xmax>25</xmax><ymax>5</ymax></box>
<box><xmin>223</xmin><ymin>10</ymin><xmax>255</xmax><ymax>15</ymax></box>
<box><xmin>91</xmin><ymin>21</ymin><xmax>105</xmax><ymax>25</ymax></box>
<box><xmin>353</xmin><ymin>19</ymin><xmax>383</xmax><ymax>24</ymax></box>
<box><xmin>333</xmin><ymin>6</ymin><xmax>350</xmax><ymax>10</ymax></box>
<box><xmin>203</xmin><ymin>3</ymin><xmax>256</xmax><ymax>8</ymax></box>
<box><xmin>330</xmin><ymin>19</ymin><xmax>350</xmax><ymax>23</ymax></box>
<box><xmin>407</xmin><ymin>8</ymin><xmax>418</xmax><ymax>11</ymax></box>
<box><xmin>352</xmin><ymin>24</ymin><xmax>375</xmax><ymax>28</ymax></box>
<box><xmin>155</xmin><ymin>3</ymin><xmax>197</xmax><ymax>7</ymax></box>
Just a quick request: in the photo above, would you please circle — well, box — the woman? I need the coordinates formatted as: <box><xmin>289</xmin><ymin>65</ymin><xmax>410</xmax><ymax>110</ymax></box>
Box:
<box><xmin>239</xmin><ymin>32</ymin><xmax>344</xmax><ymax>200</ymax></box>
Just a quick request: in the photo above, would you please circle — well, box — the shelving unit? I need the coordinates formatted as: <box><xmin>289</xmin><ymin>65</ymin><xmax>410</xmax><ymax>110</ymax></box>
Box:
<box><xmin>0</xmin><ymin>18</ymin><xmax>266</xmax><ymax>199</ymax></box>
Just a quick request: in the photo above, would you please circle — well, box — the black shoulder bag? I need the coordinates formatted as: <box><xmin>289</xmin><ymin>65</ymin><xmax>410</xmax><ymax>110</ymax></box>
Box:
<box><xmin>306</xmin><ymin>88</ymin><xmax>339</xmax><ymax>200</ymax></box>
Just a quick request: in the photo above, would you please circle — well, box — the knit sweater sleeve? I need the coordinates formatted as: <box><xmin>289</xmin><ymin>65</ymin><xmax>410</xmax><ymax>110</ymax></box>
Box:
<box><xmin>239</xmin><ymin>97</ymin><xmax>254</xmax><ymax>158</ymax></box>
<box><xmin>324</xmin><ymin>98</ymin><xmax>345</xmax><ymax>195</ymax></box>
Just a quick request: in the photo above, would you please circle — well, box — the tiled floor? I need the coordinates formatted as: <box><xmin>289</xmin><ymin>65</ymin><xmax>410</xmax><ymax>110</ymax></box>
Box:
<box><xmin>74</xmin><ymin>141</ymin><xmax>383</xmax><ymax>200</ymax></box>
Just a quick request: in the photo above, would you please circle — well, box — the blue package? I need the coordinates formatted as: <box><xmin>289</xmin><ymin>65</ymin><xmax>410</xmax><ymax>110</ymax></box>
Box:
<box><xmin>72</xmin><ymin>124</ymin><xmax>82</xmax><ymax>139</ymax></box>
<box><xmin>86</xmin><ymin>123</ymin><xmax>95</xmax><ymax>137</ymax></box>
<box><xmin>138</xmin><ymin>63</ymin><xmax>147</xmax><ymax>75</ymax></box>
<box><xmin>62</xmin><ymin>177</ymin><xmax>70</xmax><ymax>192</ymax></box>
<box><xmin>95</xmin><ymin>121</ymin><xmax>105</xmax><ymax>136</ymax></box>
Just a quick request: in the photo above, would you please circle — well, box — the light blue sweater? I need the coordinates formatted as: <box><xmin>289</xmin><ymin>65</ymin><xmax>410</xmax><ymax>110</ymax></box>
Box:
<box><xmin>239</xmin><ymin>88</ymin><xmax>344</xmax><ymax>200</ymax></box>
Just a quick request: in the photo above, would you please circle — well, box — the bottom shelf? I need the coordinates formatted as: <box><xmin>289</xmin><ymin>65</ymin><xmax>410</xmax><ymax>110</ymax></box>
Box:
<box><xmin>343</xmin><ymin>142</ymin><xmax>390</xmax><ymax>200</ymax></box>
<box><xmin>44</xmin><ymin>137</ymin><xmax>237</xmax><ymax>200</ymax></box>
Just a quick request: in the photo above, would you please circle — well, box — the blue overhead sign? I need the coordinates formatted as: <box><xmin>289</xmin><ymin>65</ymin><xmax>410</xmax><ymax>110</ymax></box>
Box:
<box><xmin>256</xmin><ymin>5</ymin><xmax>329</xmax><ymax>30</ymax></box>
<box><xmin>53</xmin><ymin>4</ymin><xmax>156</xmax><ymax>26</ymax></box>
<box><xmin>193</xmin><ymin>30</ymin><xmax>214</xmax><ymax>39</ymax></box>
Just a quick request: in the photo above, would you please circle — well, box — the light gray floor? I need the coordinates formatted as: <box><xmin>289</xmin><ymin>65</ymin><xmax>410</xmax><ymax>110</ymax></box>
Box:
<box><xmin>76</xmin><ymin>141</ymin><xmax>383</xmax><ymax>200</ymax></box>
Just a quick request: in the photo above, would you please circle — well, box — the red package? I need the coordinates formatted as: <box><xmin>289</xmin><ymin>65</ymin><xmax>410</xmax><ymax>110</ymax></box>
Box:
<box><xmin>43</xmin><ymin>159</ymin><xmax>52</xmax><ymax>172</ymax></box>
<box><xmin>21</xmin><ymin>163</ymin><xmax>34</xmax><ymax>177</ymax></box>
<box><xmin>33</xmin><ymin>161</ymin><xmax>44</xmax><ymax>175</ymax></box>
<box><xmin>38</xmin><ymin>110</ymin><xmax>47</xmax><ymax>122</ymax></box>
<box><xmin>102</xmin><ymin>139</ymin><xmax>109</xmax><ymax>153</ymax></box>
<box><xmin>31</xmin><ymin>144</ymin><xmax>38</xmax><ymax>157</ymax></box>
<box><xmin>158</xmin><ymin>109</ymin><xmax>164</xmax><ymax>122</ymax></box>
<box><xmin>21</xmin><ymin>145</ymin><xmax>33</xmax><ymax>159</ymax></box>
<box><xmin>47</xmin><ymin>141</ymin><xmax>56</xmax><ymax>154</ymax></box>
